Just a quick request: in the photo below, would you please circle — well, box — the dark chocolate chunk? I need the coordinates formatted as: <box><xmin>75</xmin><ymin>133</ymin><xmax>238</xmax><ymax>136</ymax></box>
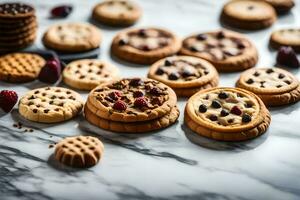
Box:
<box><xmin>196</xmin><ymin>34</ymin><xmax>207</xmax><ymax>41</ymax></box>
<box><xmin>220</xmin><ymin>109</ymin><xmax>229</xmax><ymax>117</ymax></box>
<box><xmin>242</xmin><ymin>114</ymin><xmax>252</xmax><ymax>123</ymax></box>
<box><xmin>168</xmin><ymin>72</ymin><xmax>180</xmax><ymax>80</ymax></box>
<box><xmin>278</xmin><ymin>73</ymin><xmax>285</xmax><ymax>79</ymax></box>
<box><xmin>199</xmin><ymin>104</ymin><xmax>207</xmax><ymax>113</ymax></box>
<box><xmin>211</xmin><ymin>100</ymin><xmax>221</xmax><ymax>109</ymax></box>
<box><xmin>246</xmin><ymin>78</ymin><xmax>254</xmax><ymax>84</ymax></box>
<box><xmin>209</xmin><ymin>114</ymin><xmax>218</xmax><ymax>121</ymax></box>
<box><xmin>155</xmin><ymin>68</ymin><xmax>165</xmax><ymax>75</ymax></box>
<box><xmin>218</xmin><ymin>92</ymin><xmax>228</xmax><ymax>99</ymax></box>
<box><xmin>266</xmin><ymin>69</ymin><xmax>274</xmax><ymax>74</ymax></box>
<box><xmin>164</xmin><ymin>59</ymin><xmax>172</xmax><ymax>66</ymax></box>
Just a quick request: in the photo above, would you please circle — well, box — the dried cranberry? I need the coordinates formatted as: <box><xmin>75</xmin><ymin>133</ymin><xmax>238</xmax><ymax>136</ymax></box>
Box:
<box><xmin>134</xmin><ymin>97</ymin><xmax>148</xmax><ymax>108</ymax></box>
<box><xmin>108</xmin><ymin>91</ymin><xmax>122</xmax><ymax>101</ymax></box>
<box><xmin>231</xmin><ymin>106</ymin><xmax>242</xmax><ymax>115</ymax></box>
<box><xmin>51</xmin><ymin>5</ymin><xmax>72</xmax><ymax>18</ymax></box>
<box><xmin>129</xmin><ymin>78</ymin><xmax>143</xmax><ymax>86</ymax></box>
<box><xmin>149</xmin><ymin>87</ymin><xmax>162</xmax><ymax>96</ymax></box>
<box><xmin>140</xmin><ymin>45</ymin><xmax>151</xmax><ymax>51</ymax></box>
<box><xmin>276</xmin><ymin>46</ymin><xmax>300</xmax><ymax>68</ymax></box>
<box><xmin>133</xmin><ymin>90</ymin><xmax>144</xmax><ymax>98</ymax></box>
<box><xmin>113</xmin><ymin>100</ymin><xmax>127</xmax><ymax>111</ymax></box>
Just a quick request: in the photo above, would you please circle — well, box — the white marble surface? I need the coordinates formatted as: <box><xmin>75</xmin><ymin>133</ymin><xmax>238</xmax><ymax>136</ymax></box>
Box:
<box><xmin>1</xmin><ymin>0</ymin><xmax>300</xmax><ymax>200</ymax></box>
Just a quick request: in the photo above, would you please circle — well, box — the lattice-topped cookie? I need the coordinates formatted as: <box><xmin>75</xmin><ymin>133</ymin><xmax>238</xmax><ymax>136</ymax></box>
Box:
<box><xmin>180</xmin><ymin>30</ymin><xmax>258</xmax><ymax>72</ymax></box>
<box><xmin>87</xmin><ymin>77</ymin><xmax>177</xmax><ymax>122</ymax></box>
<box><xmin>63</xmin><ymin>59</ymin><xmax>120</xmax><ymax>90</ymax></box>
<box><xmin>0</xmin><ymin>53</ymin><xmax>45</xmax><ymax>83</ymax></box>
<box><xmin>270</xmin><ymin>28</ymin><xmax>300</xmax><ymax>52</ymax></box>
<box><xmin>55</xmin><ymin>136</ymin><xmax>104</xmax><ymax>168</ymax></box>
<box><xmin>111</xmin><ymin>27</ymin><xmax>181</xmax><ymax>64</ymax></box>
<box><xmin>19</xmin><ymin>87</ymin><xmax>84</xmax><ymax>123</ymax></box>
<box><xmin>236</xmin><ymin>68</ymin><xmax>300</xmax><ymax>106</ymax></box>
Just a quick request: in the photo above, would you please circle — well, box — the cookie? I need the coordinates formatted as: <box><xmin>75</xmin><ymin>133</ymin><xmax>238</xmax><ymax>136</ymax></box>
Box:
<box><xmin>148</xmin><ymin>56</ymin><xmax>219</xmax><ymax>97</ymax></box>
<box><xmin>92</xmin><ymin>0</ymin><xmax>141</xmax><ymax>26</ymax></box>
<box><xmin>185</xmin><ymin>87</ymin><xmax>271</xmax><ymax>141</ymax></box>
<box><xmin>0</xmin><ymin>20</ymin><xmax>37</xmax><ymax>35</ymax></box>
<box><xmin>263</xmin><ymin>0</ymin><xmax>294</xmax><ymax>14</ymax></box>
<box><xmin>0</xmin><ymin>32</ymin><xmax>36</xmax><ymax>47</ymax></box>
<box><xmin>111</xmin><ymin>27</ymin><xmax>181</xmax><ymax>64</ymax></box>
<box><xmin>42</xmin><ymin>23</ymin><xmax>102</xmax><ymax>53</ymax></box>
<box><xmin>55</xmin><ymin>136</ymin><xmax>104</xmax><ymax>168</ymax></box>
<box><xmin>0</xmin><ymin>28</ymin><xmax>36</xmax><ymax>41</ymax></box>
<box><xmin>220</xmin><ymin>0</ymin><xmax>276</xmax><ymax>30</ymax></box>
<box><xmin>85</xmin><ymin>103</ymin><xmax>179</xmax><ymax>133</ymax></box>
<box><xmin>0</xmin><ymin>3</ymin><xmax>35</xmax><ymax>19</ymax></box>
<box><xmin>270</xmin><ymin>28</ymin><xmax>300</xmax><ymax>53</ymax></box>
<box><xmin>63</xmin><ymin>59</ymin><xmax>120</xmax><ymax>91</ymax></box>
<box><xmin>180</xmin><ymin>30</ymin><xmax>258</xmax><ymax>72</ymax></box>
<box><xmin>87</xmin><ymin>77</ymin><xmax>177</xmax><ymax>122</ymax></box>
<box><xmin>0</xmin><ymin>53</ymin><xmax>45</xmax><ymax>83</ymax></box>
<box><xmin>236</xmin><ymin>68</ymin><xmax>300</xmax><ymax>106</ymax></box>
<box><xmin>19</xmin><ymin>87</ymin><xmax>84</xmax><ymax>123</ymax></box>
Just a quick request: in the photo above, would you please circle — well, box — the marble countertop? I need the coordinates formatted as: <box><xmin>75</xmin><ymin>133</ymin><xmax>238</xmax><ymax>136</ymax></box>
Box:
<box><xmin>1</xmin><ymin>0</ymin><xmax>300</xmax><ymax>200</ymax></box>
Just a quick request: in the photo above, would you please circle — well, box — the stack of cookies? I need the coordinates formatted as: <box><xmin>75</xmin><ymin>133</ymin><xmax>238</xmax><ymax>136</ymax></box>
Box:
<box><xmin>0</xmin><ymin>3</ymin><xmax>37</xmax><ymax>54</ymax></box>
<box><xmin>84</xmin><ymin>78</ymin><xmax>180</xmax><ymax>133</ymax></box>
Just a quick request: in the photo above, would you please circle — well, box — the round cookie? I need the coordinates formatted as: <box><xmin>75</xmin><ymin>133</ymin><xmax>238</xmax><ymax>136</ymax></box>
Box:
<box><xmin>185</xmin><ymin>87</ymin><xmax>271</xmax><ymax>141</ymax></box>
<box><xmin>63</xmin><ymin>59</ymin><xmax>120</xmax><ymax>91</ymax></box>
<box><xmin>0</xmin><ymin>32</ymin><xmax>36</xmax><ymax>47</ymax></box>
<box><xmin>92</xmin><ymin>0</ymin><xmax>141</xmax><ymax>26</ymax></box>
<box><xmin>0</xmin><ymin>20</ymin><xmax>37</xmax><ymax>35</ymax></box>
<box><xmin>85</xmin><ymin>103</ymin><xmax>179</xmax><ymax>133</ymax></box>
<box><xmin>42</xmin><ymin>23</ymin><xmax>102</xmax><ymax>53</ymax></box>
<box><xmin>148</xmin><ymin>56</ymin><xmax>219</xmax><ymax>97</ymax></box>
<box><xmin>220</xmin><ymin>0</ymin><xmax>276</xmax><ymax>30</ymax></box>
<box><xmin>19</xmin><ymin>87</ymin><xmax>84</xmax><ymax>123</ymax></box>
<box><xmin>236</xmin><ymin>68</ymin><xmax>300</xmax><ymax>106</ymax></box>
<box><xmin>0</xmin><ymin>3</ymin><xmax>35</xmax><ymax>19</ymax></box>
<box><xmin>180</xmin><ymin>30</ymin><xmax>258</xmax><ymax>72</ymax></box>
<box><xmin>111</xmin><ymin>27</ymin><xmax>181</xmax><ymax>64</ymax></box>
<box><xmin>55</xmin><ymin>136</ymin><xmax>104</xmax><ymax>168</ymax></box>
<box><xmin>87</xmin><ymin>77</ymin><xmax>177</xmax><ymax>122</ymax></box>
<box><xmin>270</xmin><ymin>28</ymin><xmax>300</xmax><ymax>53</ymax></box>
<box><xmin>263</xmin><ymin>0</ymin><xmax>294</xmax><ymax>14</ymax></box>
<box><xmin>0</xmin><ymin>53</ymin><xmax>45</xmax><ymax>83</ymax></box>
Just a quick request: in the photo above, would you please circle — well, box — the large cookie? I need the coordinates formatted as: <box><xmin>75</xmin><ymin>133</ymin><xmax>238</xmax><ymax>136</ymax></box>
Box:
<box><xmin>270</xmin><ymin>28</ymin><xmax>300</xmax><ymax>53</ymax></box>
<box><xmin>236</xmin><ymin>68</ymin><xmax>300</xmax><ymax>106</ymax></box>
<box><xmin>148</xmin><ymin>56</ymin><xmax>219</xmax><ymax>97</ymax></box>
<box><xmin>92</xmin><ymin>0</ymin><xmax>142</xmax><ymax>26</ymax></box>
<box><xmin>0</xmin><ymin>53</ymin><xmax>45</xmax><ymax>83</ymax></box>
<box><xmin>19</xmin><ymin>87</ymin><xmax>84</xmax><ymax>123</ymax></box>
<box><xmin>220</xmin><ymin>0</ymin><xmax>276</xmax><ymax>30</ymax></box>
<box><xmin>42</xmin><ymin>23</ymin><xmax>102</xmax><ymax>53</ymax></box>
<box><xmin>185</xmin><ymin>87</ymin><xmax>271</xmax><ymax>141</ymax></box>
<box><xmin>87</xmin><ymin>78</ymin><xmax>177</xmax><ymax>122</ymax></box>
<box><xmin>180</xmin><ymin>30</ymin><xmax>258</xmax><ymax>72</ymax></box>
<box><xmin>111</xmin><ymin>27</ymin><xmax>181</xmax><ymax>64</ymax></box>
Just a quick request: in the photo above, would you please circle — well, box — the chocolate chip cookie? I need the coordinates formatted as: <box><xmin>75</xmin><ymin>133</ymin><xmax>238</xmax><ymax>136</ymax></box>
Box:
<box><xmin>185</xmin><ymin>87</ymin><xmax>271</xmax><ymax>141</ymax></box>
<box><xmin>270</xmin><ymin>28</ymin><xmax>300</xmax><ymax>53</ymax></box>
<box><xmin>180</xmin><ymin>30</ymin><xmax>258</xmax><ymax>72</ymax></box>
<box><xmin>111</xmin><ymin>27</ymin><xmax>181</xmax><ymax>64</ymax></box>
<box><xmin>236</xmin><ymin>68</ymin><xmax>300</xmax><ymax>106</ymax></box>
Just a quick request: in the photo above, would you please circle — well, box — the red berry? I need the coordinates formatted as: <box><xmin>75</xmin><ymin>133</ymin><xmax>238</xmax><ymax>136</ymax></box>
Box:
<box><xmin>108</xmin><ymin>91</ymin><xmax>122</xmax><ymax>101</ymax></box>
<box><xmin>0</xmin><ymin>90</ymin><xmax>18</xmax><ymax>113</ymax></box>
<box><xmin>133</xmin><ymin>90</ymin><xmax>144</xmax><ymax>98</ymax></box>
<box><xmin>51</xmin><ymin>5</ymin><xmax>72</xmax><ymax>18</ymax></box>
<box><xmin>134</xmin><ymin>97</ymin><xmax>148</xmax><ymax>108</ymax></box>
<box><xmin>38</xmin><ymin>59</ymin><xmax>61</xmax><ymax>84</ymax></box>
<box><xmin>231</xmin><ymin>106</ymin><xmax>242</xmax><ymax>116</ymax></box>
<box><xmin>276</xmin><ymin>46</ymin><xmax>300</xmax><ymax>68</ymax></box>
<box><xmin>113</xmin><ymin>100</ymin><xmax>127</xmax><ymax>111</ymax></box>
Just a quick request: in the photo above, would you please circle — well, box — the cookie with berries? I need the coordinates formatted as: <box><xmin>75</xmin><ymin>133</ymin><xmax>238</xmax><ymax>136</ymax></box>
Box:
<box><xmin>185</xmin><ymin>87</ymin><xmax>271</xmax><ymax>141</ymax></box>
<box><xmin>86</xmin><ymin>78</ymin><xmax>178</xmax><ymax>122</ymax></box>
<box><xmin>111</xmin><ymin>27</ymin><xmax>181</xmax><ymax>64</ymax></box>
<box><xmin>180</xmin><ymin>30</ymin><xmax>258</xmax><ymax>72</ymax></box>
<box><xmin>236</xmin><ymin>68</ymin><xmax>300</xmax><ymax>106</ymax></box>
<box><xmin>148</xmin><ymin>56</ymin><xmax>219</xmax><ymax>97</ymax></box>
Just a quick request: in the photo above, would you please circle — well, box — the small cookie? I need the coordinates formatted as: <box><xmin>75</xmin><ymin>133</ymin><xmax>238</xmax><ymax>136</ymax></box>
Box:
<box><xmin>111</xmin><ymin>27</ymin><xmax>181</xmax><ymax>64</ymax></box>
<box><xmin>42</xmin><ymin>23</ymin><xmax>102</xmax><ymax>53</ymax></box>
<box><xmin>92</xmin><ymin>0</ymin><xmax>141</xmax><ymax>26</ymax></box>
<box><xmin>180</xmin><ymin>30</ymin><xmax>258</xmax><ymax>72</ymax></box>
<box><xmin>87</xmin><ymin>77</ymin><xmax>177</xmax><ymax>122</ymax></box>
<box><xmin>0</xmin><ymin>20</ymin><xmax>37</xmax><ymax>35</ymax></box>
<box><xmin>270</xmin><ymin>28</ymin><xmax>300</xmax><ymax>53</ymax></box>
<box><xmin>0</xmin><ymin>53</ymin><xmax>45</xmax><ymax>83</ymax></box>
<box><xmin>236</xmin><ymin>68</ymin><xmax>300</xmax><ymax>106</ymax></box>
<box><xmin>0</xmin><ymin>3</ymin><xmax>35</xmax><ymax>19</ymax></box>
<box><xmin>0</xmin><ymin>32</ymin><xmax>36</xmax><ymax>47</ymax></box>
<box><xmin>185</xmin><ymin>87</ymin><xmax>271</xmax><ymax>141</ymax></box>
<box><xmin>148</xmin><ymin>56</ymin><xmax>219</xmax><ymax>97</ymax></box>
<box><xmin>55</xmin><ymin>136</ymin><xmax>104</xmax><ymax>168</ymax></box>
<box><xmin>19</xmin><ymin>87</ymin><xmax>84</xmax><ymax>123</ymax></box>
<box><xmin>85</xmin><ymin>103</ymin><xmax>179</xmax><ymax>133</ymax></box>
<box><xmin>63</xmin><ymin>59</ymin><xmax>120</xmax><ymax>90</ymax></box>
<box><xmin>220</xmin><ymin>0</ymin><xmax>276</xmax><ymax>30</ymax></box>
<box><xmin>263</xmin><ymin>0</ymin><xmax>294</xmax><ymax>14</ymax></box>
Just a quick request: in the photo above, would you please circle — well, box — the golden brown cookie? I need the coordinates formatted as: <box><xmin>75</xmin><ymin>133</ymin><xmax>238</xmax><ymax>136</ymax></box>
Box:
<box><xmin>0</xmin><ymin>53</ymin><xmax>45</xmax><ymax>83</ymax></box>
<box><xmin>220</xmin><ymin>0</ymin><xmax>276</xmax><ymax>30</ymax></box>
<box><xmin>236</xmin><ymin>68</ymin><xmax>300</xmax><ymax>106</ymax></box>
<box><xmin>19</xmin><ymin>87</ymin><xmax>84</xmax><ymax>123</ymax></box>
<box><xmin>92</xmin><ymin>0</ymin><xmax>142</xmax><ymax>26</ymax></box>
<box><xmin>270</xmin><ymin>28</ymin><xmax>300</xmax><ymax>53</ymax></box>
<box><xmin>180</xmin><ymin>30</ymin><xmax>258</xmax><ymax>72</ymax></box>
<box><xmin>55</xmin><ymin>136</ymin><xmax>104</xmax><ymax>168</ymax></box>
<box><xmin>111</xmin><ymin>27</ymin><xmax>181</xmax><ymax>64</ymax></box>
<box><xmin>185</xmin><ymin>87</ymin><xmax>271</xmax><ymax>141</ymax></box>
<box><xmin>42</xmin><ymin>23</ymin><xmax>102</xmax><ymax>53</ymax></box>
<box><xmin>0</xmin><ymin>3</ymin><xmax>35</xmax><ymax>19</ymax></box>
<box><xmin>87</xmin><ymin>78</ymin><xmax>177</xmax><ymax>122</ymax></box>
<box><xmin>263</xmin><ymin>0</ymin><xmax>294</xmax><ymax>14</ymax></box>
<box><xmin>148</xmin><ymin>56</ymin><xmax>219</xmax><ymax>97</ymax></box>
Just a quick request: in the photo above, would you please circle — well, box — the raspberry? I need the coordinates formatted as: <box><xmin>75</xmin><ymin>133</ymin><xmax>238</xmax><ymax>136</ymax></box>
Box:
<box><xmin>108</xmin><ymin>91</ymin><xmax>122</xmax><ymax>101</ymax></box>
<box><xmin>51</xmin><ymin>5</ymin><xmax>73</xmax><ymax>18</ymax></box>
<box><xmin>276</xmin><ymin>46</ymin><xmax>300</xmax><ymax>68</ymax></box>
<box><xmin>133</xmin><ymin>90</ymin><xmax>144</xmax><ymax>98</ymax></box>
<box><xmin>231</xmin><ymin>106</ymin><xmax>242</xmax><ymax>115</ymax></box>
<box><xmin>134</xmin><ymin>97</ymin><xmax>148</xmax><ymax>108</ymax></box>
<box><xmin>0</xmin><ymin>90</ymin><xmax>18</xmax><ymax>113</ymax></box>
<box><xmin>113</xmin><ymin>100</ymin><xmax>127</xmax><ymax>111</ymax></box>
<box><xmin>38</xmin><ymin>58</ymin><xmax>61</xmax><ymax>84</ymax></box>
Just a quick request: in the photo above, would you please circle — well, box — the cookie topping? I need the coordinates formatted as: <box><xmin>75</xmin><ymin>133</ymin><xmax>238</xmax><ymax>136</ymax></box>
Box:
<box><xmin>113</xmin><ymin>100</ymin><xmax>127</xmax><ymax>111</ymax></box>
<box><xmin>242</xmin><ymin>114</ymin><xmax>252</xmax><ymax>123</ymax></box>
<box><xmin>231</xmin><ymin>106</ymin><xmax>242</xmax><ymax>115</ymax></box>
<box><xmin>209</xmin><ymin>114</ymin><xmax>218</xmax><ymax>121</ymax></box>
<box><xmin>129</xmin><ymin>78</ymin><xmax>143</xmax><ymax>86</ymax></box>
<box><xmin>220</xmin><ymin>109</ymin><xmax>229</xmax><ymax>117</ymax></box>
<box><xmin>133</xmin><ymin>90</ymin><xmax>144</xmax><ymax>98</ymax></box>
<box><xmin>134</xmin><ymin>97</ymin><xmax>148</xmax><ymax>108</ymax></box>
<box><xmin>199</xmin><ymin>104</ymin><xmax>207</xmax><ymax>113</ymax></box>
<box><xmin>168</xmin><ymin>72</ymin><xmax>180</xmax><ymax>80</ymax></box>
<box><xmin>211</xmin><ymin>100</ymin><xmax>221</xmax><ymax>108</ymax></box>
<box><xmin>218</xmin><ymin>92</ymin><xmax>228</xmax><ymax>99</ymax></box>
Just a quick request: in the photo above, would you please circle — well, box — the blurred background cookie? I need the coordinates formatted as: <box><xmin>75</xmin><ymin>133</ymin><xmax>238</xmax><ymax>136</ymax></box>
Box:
<box><xmin>270</xmin><ymin>28</ymin><xmax>300</xmax><ymax>52</ymax></box>
<box><xmin>263</xmin><ymin>0</ymin><xmax>294</xmax><ymax>14</ymax></box>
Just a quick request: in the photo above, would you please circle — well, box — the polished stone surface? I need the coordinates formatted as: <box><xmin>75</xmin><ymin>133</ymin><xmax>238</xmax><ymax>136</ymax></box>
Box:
<box><xmin>1</xmin><ymin>0</ymin><xmax>300</xmax><ymax>200</ymax></box>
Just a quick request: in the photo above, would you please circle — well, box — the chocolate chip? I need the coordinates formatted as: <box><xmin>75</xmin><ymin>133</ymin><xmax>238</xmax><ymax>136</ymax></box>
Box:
<box><xmin>164</xmin><ymin>59</ymin><xmax>172</xmax><ymax>66</ymax></box>
<box><xmin>220</xmin><ymin>109</ymin><xmax>229</xmax><ymax>117</ymax></box>
<box><xmin>218</xmin><ymin>92</ymin><xmax>228</xmax><ymax>99</ymax></box>
<box><xmin>278</xmin><ymin>73</ymin><xmax>285</xmax><ymax>79</ymax></box>
<box><xmin>242</xmin><ymin>114</ymin><xmax>252</xmax><ymax>123</ymax></box>
<box><xmin>168</xmin><ymin>72</ymin><xmax>180</xmax><ymax>80</ymax></box>
<box><xmin>209</xmin><ymin>114</ymin><xmax>218</xmax><ymax>121</ymax></box>
<box><xmin>155</xmin><ymin>68</ymin><xmax>165</xmax><ymax>75</ymax></box>
<box><xmin>246</xmin><ymin>78</ymin><xmax>254</xmax><ymax>84</ymax></box>
<box><xmin>253</xmin><ymin>72</ymin><xmax>260</xmax><ymax>77</ymax></box>
<box><xmin>245</xmin><ymin>103</ymin><xmax>253</xmax><ymax>108</ymax></box>
<box><xmin>129</xmin><ymin>78</ymin><xmax>143</xmax><ymax>86</ymax></box>
<box><xmin>44</xmin><ymin>109</ymin><xmax>50</xmax><ymax>113</ymax></box>
<box><xmin>181</xmin><ymin>69</ymin><xmax>194</xmax><ymax>78</ymax></box>
<box><xmin>248</xmin><ymin>5</ymin><xmax>254</xmax><ymax>10</ymax></box>
<box><xmin>79</xmin><ymin>75</ymin><xmax>85</xmax><ymax>79</ymax></box>
<box><xmin>196</xmin><ymin>34</ymin><xmax>207</xmax><ymax>41</ymax></box>
<box><xmin>228</xmin><ymin>119</ymin><xmax>234</xmax><ymax>123</ymax></box>
<box><xmin>118</xmin><ymin>39</ymin><xmax>127</xmax><ymax>45</ymax></box>
<box><xmin>189</xmin><ymin>46</ymin><xmax>198</xmax><ymax>52</ymax></box>
<box><xmin>236</xmin><ymin>40</ymin><xmax>246</xmax><ymax>49</ymax></box>
<box><xmin>277</xmin><ymin>85</ymin><xmax>282</xmax><ymax>88</ymax></box>
<box><xmin>34</xmin><ymin>90</ymin><xmax>40</xmax><ymax>94</ymax></box>
<box><xmin>284</xmin><ymin>80</ymin><xmax>291</xmax><ymax>85</ymax></box>
<box><xmin>216</xmin><ymin>31</ymin><xmax>225</xmax><ymax>39</ymax></box>
<box><xmin>138</xmin><ymin>29</ymin><xmax>146</xmax><ymax>37</ymax></box>
<box><xmin>199</xmin><ymin>104</ymin><xmax>207</xmax><ymax>113</ymax></box>
<box><xmin>211</xmin><ymin>100</ymin><xmax>221</xmax><ymax>109</ymax></box>
<box><xmin>266</xmin><ymin>69</ymin><xmax>274</xmax><ymax>74</ymax></box>
<box><xmin>33</xmin><ymin>109</ymin><xmax>37</xmax><ymax>113</ymax></box>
